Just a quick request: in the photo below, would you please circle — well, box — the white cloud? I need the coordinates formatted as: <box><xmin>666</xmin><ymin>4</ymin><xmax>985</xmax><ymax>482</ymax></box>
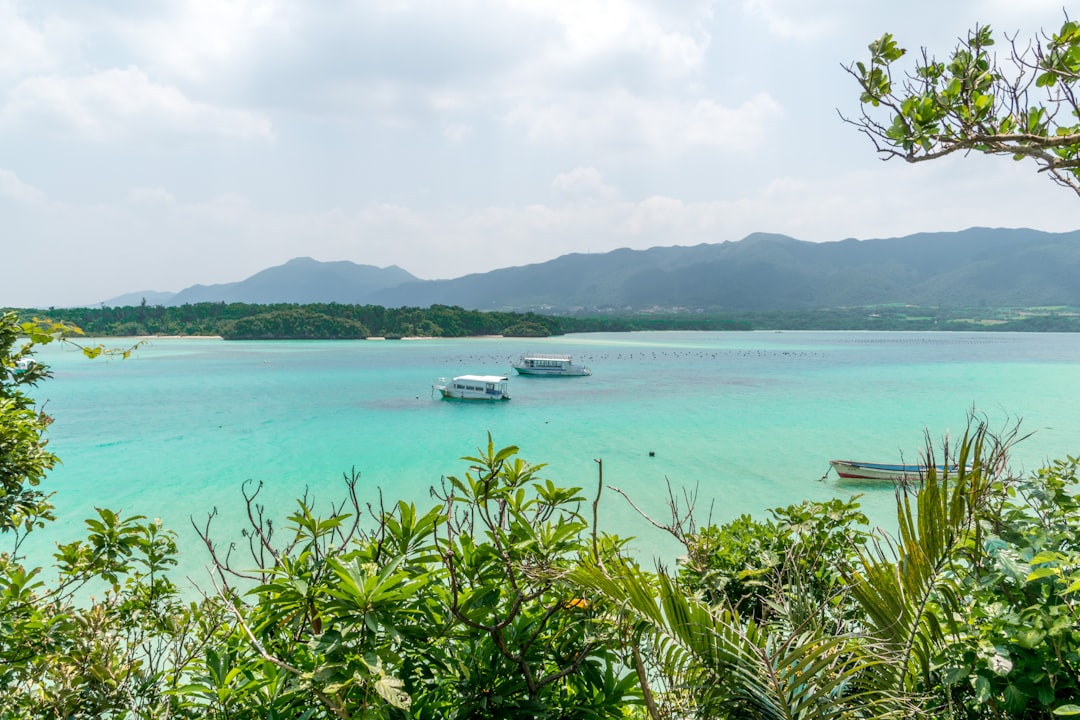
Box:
<box><xmin>740</xmin><ymin>0</ymin><xmax>837</xmax><ymax>40</ymax></box>
<box><xmin>974</xmin><ymin>1</ymin><xmax>1069</xmax><ymax>32</ymax></box>
<box><xmin>443</xmin><ymin>123</ymin><xmax>473</xmax><ymax>143</ymax></box>
<box><xmin>620</xmin><ymin>196</ymin><xmax>688</xmax><ymax>234</ymax></box>
<box><xmin>0</xmin><ymin>1</ymin><xmax>54</xmax><ymax>80</ymax></box>
<box><xmin>110</xmin><ymin>0</ymin><xmax>290</xmax><ymax>84</ymax></box>
<box><xmin>1</xmin><ymin>67</ymin><xmax>275</xmax><ymax>142</ymax></box>
<box><xmin>0</xmin><ymin>169</ymin><xmax>46</xmax><ymax>205</ymax></box>
<box><xmin>658</xmin><ymin>93</ymin><xmax>783</xmax><ymax>153</ymax></box>
<box><xmin>508</xmin><ymin>89</ymin><xmax>782</xmax><ymax>154</ymax></box>
<box><xmin>127</xmin><ymin>187</ymin><xmax>175</xmax><ymax>205</ymax></box>
<box><xmin>552</xmin><ymin>167</ymin><xmax>619</xmax><ymax>200</ymax></box>
<box><xmin>224</xmin><ymin>2</ymin><xmax>720</xmax><ymax>131</ymax></box>
<box><xmin>517</xmin><ymin>0</ymin><xmax>710</xmax><ymax>76</ymax></box>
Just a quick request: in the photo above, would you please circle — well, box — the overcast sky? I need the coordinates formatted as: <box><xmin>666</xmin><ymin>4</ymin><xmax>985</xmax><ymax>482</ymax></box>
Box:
<box><xmin>2</xmin><ymin>0</ymin><xmax>1077</xmax><ymax>307</ymax></box>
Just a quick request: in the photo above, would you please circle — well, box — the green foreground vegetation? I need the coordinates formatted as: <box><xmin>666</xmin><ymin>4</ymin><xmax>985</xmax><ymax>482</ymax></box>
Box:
<box><xmin>5</xmin><ymin>302</ymin><xmax>1079</xmax><ymax>340</ymax></box>
<box><xmin>5</xmin><ymin>312</ymin><xmax>1080</xmax><ymax>719</ymax></box>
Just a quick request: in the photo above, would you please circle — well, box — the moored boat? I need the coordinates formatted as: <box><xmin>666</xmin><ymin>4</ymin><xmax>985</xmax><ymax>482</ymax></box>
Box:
<box><xmin>512</xmin><ymin>353</ymin><xmax>591</xmax><ymax>376</ymax></box>
<box><xmin>828</xmin><ymin>459</ymin><xmax>965</xmax><ymax>483</ymax></box>
<box><xmin>433</xmin><ymin>374</ymin><xmax>511</xmax><ymax>401</ymax></box>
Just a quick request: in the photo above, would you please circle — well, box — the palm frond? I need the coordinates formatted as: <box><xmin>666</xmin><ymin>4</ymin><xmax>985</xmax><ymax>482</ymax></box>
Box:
<box><xmin>574</xmin><ymin>561</ymin><xmax>906</xmax><ymax>719</ymax></box>
<box><xmin>847</xmin><ymin>419</ymin><xmax>1016</xmax><ymax>692</ymax></box>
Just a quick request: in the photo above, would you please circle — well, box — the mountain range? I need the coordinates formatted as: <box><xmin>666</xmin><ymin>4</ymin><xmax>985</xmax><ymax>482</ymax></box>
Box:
<box><xmin>105</xmin><ymin>227</ymin><xmax>1080</xmax><ymax>311</ymax></box>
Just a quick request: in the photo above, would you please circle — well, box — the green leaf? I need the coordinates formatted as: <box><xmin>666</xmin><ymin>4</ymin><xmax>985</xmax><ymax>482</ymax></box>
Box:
<box><xmin>1036</xmin><ymin>71</ymin><xmax>1059</xmax><ymax>88</ymax></box>
<box><xmin>374</xmin><ymin>675</ymin><xmax>411</xmax><ymax>710</ymax></box>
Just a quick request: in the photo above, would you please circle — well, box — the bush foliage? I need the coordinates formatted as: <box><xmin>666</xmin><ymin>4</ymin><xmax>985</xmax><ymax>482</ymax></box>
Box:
<box><xmin>4</xmin><ymin>310</ymin><xmax>1080</xmax><ymax>718</ymax></box>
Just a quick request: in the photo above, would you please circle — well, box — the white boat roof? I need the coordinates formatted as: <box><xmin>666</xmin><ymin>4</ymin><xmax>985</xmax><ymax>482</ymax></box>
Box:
<box><xmin>520</xmin><ymin>353</ymin><xmax>572</xmax><ymax>360</ymax></box>
<box><xmin>453</xmin><ymin>374</ymin><xmax>508</xmax><ymax>382</ymax></box>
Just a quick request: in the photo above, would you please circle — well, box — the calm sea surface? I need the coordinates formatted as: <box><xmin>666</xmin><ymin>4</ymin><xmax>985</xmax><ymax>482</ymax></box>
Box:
<box><xmin>25</xmin><ymin>331</ymin><xmax>1080</xmax><ymax>581</ymax></box>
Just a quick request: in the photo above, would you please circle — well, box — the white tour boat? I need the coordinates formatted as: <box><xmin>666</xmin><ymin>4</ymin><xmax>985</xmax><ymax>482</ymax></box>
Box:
<box><xmin>433</xmin><ymin>374</ymin><xmax>511</xmax><ymax>401</ymax></box>
<box><xmin>512</xmin><ymin>353</ymin><xmax>591</xmax><ymax>376</ymax></box>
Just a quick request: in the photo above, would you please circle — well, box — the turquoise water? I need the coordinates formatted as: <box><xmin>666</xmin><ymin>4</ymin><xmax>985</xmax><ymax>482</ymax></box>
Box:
<box><xmin>25</xmin><ymin>331</ymin><xmax>1080</xmax><ymax>581</ymax></box>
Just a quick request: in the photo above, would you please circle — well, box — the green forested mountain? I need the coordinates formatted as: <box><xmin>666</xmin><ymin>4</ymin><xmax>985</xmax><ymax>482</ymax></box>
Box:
<box><xmin>23</xmin><ymin>226</ymin><xmax>1080</xmax><ymax>338</ymax></box>
<box><xmin>111</xmin><ymin>257</ymin><xmax>419</xmax><ymax>307</ymax></box>
<box><xmin>171</xmin><ymin>257</ymin><xmax>418</xmax><ymax>305</ymax></box>
<box><xmin>368</xmin><ymin>227</ymin><xmax>1080</xmax><ymax>311</ymax></box>
<box><xmin>103</xmin><ymin>227</ymin><xmax>1080</xmax><ymax>312</ymax></box>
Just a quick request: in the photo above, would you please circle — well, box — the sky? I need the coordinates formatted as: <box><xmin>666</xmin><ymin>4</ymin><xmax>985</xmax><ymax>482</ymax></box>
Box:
<box><xmin>2</xmin><ymin>0</ymin><xmax>1078</xmax><ymax>307</ymax></box>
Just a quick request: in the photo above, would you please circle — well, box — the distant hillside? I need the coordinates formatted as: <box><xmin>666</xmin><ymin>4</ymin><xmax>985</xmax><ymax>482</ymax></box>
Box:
<box><xmin>105</xmin><ymin>228</ymin><xmax>1080</xmax><ymax>311</ymax></box>
<box><xmin>102</xmin><ymin>290</ymin><xmax>178</xmax><ymax>307</ymax></box>
<box><xmin>368</xmin><ymin>228</ymin><xmax>1080</xmax><ymax>310</ymax></box>
<box><xmin>104</xmin><ymin>258</ymin><xmax>418</xmax><ymax>306</ymax></box>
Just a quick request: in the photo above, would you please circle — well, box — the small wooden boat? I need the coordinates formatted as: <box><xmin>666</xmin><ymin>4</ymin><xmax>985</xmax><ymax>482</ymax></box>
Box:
<box><xmin>828</xmin><ymin>459</ymin><xmax>964</xmax><ymax>483</ymax></box>
<box><xmin>433</xmin><ymin>375</ymin><xmax>510</xmax><ymax>401</ymax></box>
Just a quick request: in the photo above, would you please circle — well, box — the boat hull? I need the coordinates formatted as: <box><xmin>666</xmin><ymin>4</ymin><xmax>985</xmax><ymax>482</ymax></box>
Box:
<box><xmin>438</xmin><ymin>388</ymin><xmax>510</xmax><ymax>401</ymax></box>
<box><xmin>829</xmin><ymin>460</ymin><xmax>962</xmax><ymax>483</ymax></box>
<box><xmin>512</xmin><ymin>366</ymin><xmax>590</xmax><ymax>376</ymax></box>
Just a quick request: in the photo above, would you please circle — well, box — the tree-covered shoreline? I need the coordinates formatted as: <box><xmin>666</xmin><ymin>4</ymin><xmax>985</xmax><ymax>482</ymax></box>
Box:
<box><xmin>4</xmin><ymin>302</ymin><xmax>750</xmax><ymax>339</ymax></box>
<box><xmin>4</xmin><ymin>301</ymin><xmax>1078</xmax><ymax>340</ymax></box>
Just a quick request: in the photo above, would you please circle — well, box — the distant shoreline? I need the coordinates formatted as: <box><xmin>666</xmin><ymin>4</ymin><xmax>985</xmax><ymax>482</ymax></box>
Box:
<box><xmin>134</xmin><ymin>335</ymin><xmax>224</xmax><ymax>340</ymax></box>
<box><xmin>125</xmin><ymin>334</ymin><xmax>511</xmax><ymax>341</ymax></box>
<box><xmin>22</xmin><ymin>302</ymin><xmax>1080</xmax><ymax>340</ymax></box>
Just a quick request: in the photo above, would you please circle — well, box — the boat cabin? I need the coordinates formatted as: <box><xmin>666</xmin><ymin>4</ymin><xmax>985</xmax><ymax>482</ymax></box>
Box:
<box><xmin>512</xmin><ymin>353</ymin><xmax>591</xmax><ymax>376</ymax></box>
<box><xmin>435</xmin><ymin>374</ymin><xmax>511</xmax><ymax>401</ymax></box>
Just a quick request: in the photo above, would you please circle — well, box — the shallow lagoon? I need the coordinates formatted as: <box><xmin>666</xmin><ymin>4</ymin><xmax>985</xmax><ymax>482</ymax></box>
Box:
<box><xmin>27</xmin><ymin>331</ymin><xmax>1080</xmax><ymax>581</ymax></box>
